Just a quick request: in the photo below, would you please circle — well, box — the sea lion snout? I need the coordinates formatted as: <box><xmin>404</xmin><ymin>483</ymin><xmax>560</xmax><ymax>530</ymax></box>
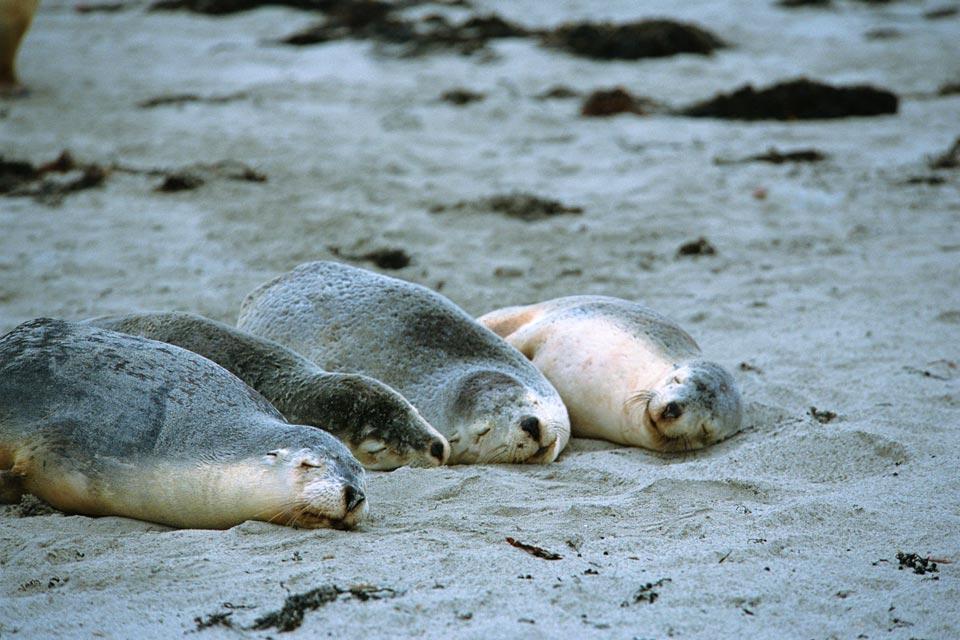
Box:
<box><xmin>344</xmin><ymin>484</ymin><xmax>366</xmax><ymax>513</ymax></box>
<box><xmin>430</xmin><ymin>439</ymin><xmax>449</xmax><ymax>464</ymax></box>
<box><xmin>520</xmin><ymin>416</ymin><xmax>541</xmax><ymax>441</ymax></box>
<box><xmin>661</xmin><ymin>401</ymin><xmax>683</xmax><ymax>420</ymax></box>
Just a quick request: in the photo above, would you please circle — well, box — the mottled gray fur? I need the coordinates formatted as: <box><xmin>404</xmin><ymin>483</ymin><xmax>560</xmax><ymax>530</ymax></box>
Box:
<box><xmin>0</xmin><ymin>319</ymin><xmax>364</xmax><ymax>519</ymax></box>
<box><xmin>85</xmin><ymin>312</ymin><xmax>446</xmax><ymax>468</ymax></box>
<box><xmin>238</xmin><ymin>261</ymin><xmax>570</xmax><ymax>464</ymax></box>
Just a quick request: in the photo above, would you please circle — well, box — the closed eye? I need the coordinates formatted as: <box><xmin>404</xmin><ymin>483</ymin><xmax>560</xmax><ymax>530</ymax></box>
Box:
<box><xmin>300</xmin><ymin>461</ymin><xmax>322</xmax><ymax>469</ymax></box>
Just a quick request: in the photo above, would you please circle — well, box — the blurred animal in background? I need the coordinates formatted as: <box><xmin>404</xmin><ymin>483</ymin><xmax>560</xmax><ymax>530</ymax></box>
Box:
<box><xmin>0</xmin><ymin>0</ymin><xmax>38</xmax><ymax>95</ymax></box>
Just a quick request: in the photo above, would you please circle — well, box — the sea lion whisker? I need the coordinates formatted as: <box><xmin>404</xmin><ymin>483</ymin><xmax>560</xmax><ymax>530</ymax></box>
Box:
<box><xmin>485</xmin><ymin>443</ymin><xmax>512</xmax><ymax>464</ymax></box>
<box><xmin>624</xmin><ymin>390</ymin><xmax>656</xmax><ymax>419</ymax></box>
<box><xmin>263</xmin><ymin>510</ymin><xmax>287</xmax><ymax>526</ymax></box>
<box><xmin>627</xmin><ymin>390</ymin><xmax>654</xmax><ymax>406</ymax></box>
<box><xmin>253</xmin><ymin>504</ymin><xmax>291</xmax><ymax>524</ymax></box>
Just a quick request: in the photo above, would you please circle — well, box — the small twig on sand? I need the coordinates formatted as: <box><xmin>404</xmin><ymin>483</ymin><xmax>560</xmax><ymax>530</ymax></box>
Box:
<box><xmin>506</xmin><ymin>537</ymin><xmax>562</xmax><ymax>560</ymax></box>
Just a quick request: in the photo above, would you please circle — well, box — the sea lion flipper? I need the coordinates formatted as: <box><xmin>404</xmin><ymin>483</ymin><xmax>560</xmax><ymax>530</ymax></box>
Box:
<box><xmin>0</xmin><ymin>468</ymin><xmax>25</xmax><ymax>503</ymax></box>
<box><xmin>477</xmin><ymin>304</ymin><xmax>546</xmax><ymax>339</ymax></box>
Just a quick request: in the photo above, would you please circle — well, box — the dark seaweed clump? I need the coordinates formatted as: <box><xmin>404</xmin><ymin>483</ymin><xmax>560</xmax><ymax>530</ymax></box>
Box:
<box><xmin>194</xmin><ymin>611</ymin><xmax>233</xmax><ymax>630</ymax></box>
<box><xmin>0</xmin><ymin>158</ymin><xmax>39</xmax><ymax>193</ymax></box>
<box><xmin>715</xmin><ymin>147</ymin><xmax>827</xmax><ymax>165</ymax></box>
<box><xmin>537</xmin><ymin>85</ymin><xmax>580</xmax><ymax>100</ymax></box>
<box><xmin>251</xmin><ymin>585</ymin><xmax>398</xmax><ymax>632</ymax></box>
<box><xmin>137</xmin><ymin>160</ymin><xmax>266</xmax><ymax>193</ymax></box>
<box><xmin>282</xmin><ymin>11</ymin><xmax>529</xmax><ymax>56</ymax></box>
<box><xmin>682</xmin><ymin>78</ymin><xmax>898</xmax><ymax>120</ymax></box>
<box><xmin>809</xmin><ymin>406</ymin><xmax>838</xmax><ymax>424</ymax></box>
<box><xmin>440</xmin><ymin>88</ymin><xmax>486</xmax><ymax>105</ymax></box>
<box><xmin>621</xmin><ymin>578</ymin><xmax>671</xmax><ymax>606</ymax></box>
<box><xmin>1</xmin><ymin>151</ymin><xmax>106</xmax><ymax>204</ymax></box>
<box><xmin>137</xmin><ymin>91</ymin><xmax>247</xmax><ymax>109</ymax></box>
<box><xmin>277</xmin><ymin>10</ymin><xmax>728</xmax><ymax>63</ymax></box>
<box><xmin>156</xmin><ymin>172</ymin><xmax>205</xmax><ymax>192</ymax></box>
<box><xmin>746</xmin><ymin>148</ymin><xmax>826</xmax><ymax>164</ymax></box>
<box><xmin>150</xmin><ymin>0</ymin><xmax>337</xmax><ymax>15</ymax></box>
<box><xmin>677</xmin><ymin>237</ymin><xmax>717</xmax><ymax>258</ymax></box>
<box><xmin>778</xmin><ymin>0</ymin><xmax>831</xmax><ymax>7</ymax></box>
<box><xmin>432</xmin><ymin>193</ymin><xmax>583</xmax><ymax>222</ymax></box>
<box><xmin>543</xmin><ymin>19</ymin><xmax>724</xmax><ymax>60</ymax></box>
<box><xmin>896</xmin><ymin>552</ymin><xmax>939</xmax><ymax>575</ymax></box>
<box><xmin>580</xmin><ymin>87</ymin><xmax>647</xmax><ymax>117</ymax></box>
<box><xmin>328</xmin><ymin>246</ymin><xmax>412</xmax><ymax>270</ymax></box>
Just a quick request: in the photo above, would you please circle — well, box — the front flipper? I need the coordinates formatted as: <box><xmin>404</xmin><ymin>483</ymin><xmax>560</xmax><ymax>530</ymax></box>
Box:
<box><xmin>477</xmin><ymin>305</ymin><xmax>543</xmax><ymax>339</ymax></box>
<box><xmin>0</xmin><ymin>469</ymin><xmax>25</xmax><ymax>504</ymax></box>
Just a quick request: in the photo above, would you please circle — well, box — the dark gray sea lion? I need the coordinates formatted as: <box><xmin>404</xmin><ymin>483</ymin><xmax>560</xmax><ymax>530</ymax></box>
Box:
<box><xmin>479</xmin><ymin>295</ymin><xmax>742</xmax><ymax>452</ymax></box>
<box><xmin>237</xmin><ymin>261</ymin><xmax>570</xmax><ymax>464</ymax></box>
<box><xmin>86</xmin><ymin>312</ymin><xmax>449</xmax><ymax>470</ymax></box>
<box><xmin>0</xmin><ymin>318</ymin><xmax>367</xmax><ymax>529</ymax></box>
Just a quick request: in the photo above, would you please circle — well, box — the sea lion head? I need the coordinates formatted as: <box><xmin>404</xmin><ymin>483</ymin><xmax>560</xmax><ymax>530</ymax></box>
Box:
<box><xmin>627</xmin><ymin>360</ymin><xmax>742</xmax><ymax>452</ymax></box>
<box><xmin>259</xmin><ymin>444</ymin><xmax>368</xmax><ymax>530</ymax></box>
<box><xmin>290</xmin><ymin>373</ymin><xmax>450</xmax><ymax>471</ymax></box>
<box><xmin>447</xmin><ymin>369</ymin><xmax>568</xmax><ymax>464</ymax></box>
<box><xmin>351</xmin><ymin>410</ymin><xmax>450</xmax><ymax>471</ymax></box>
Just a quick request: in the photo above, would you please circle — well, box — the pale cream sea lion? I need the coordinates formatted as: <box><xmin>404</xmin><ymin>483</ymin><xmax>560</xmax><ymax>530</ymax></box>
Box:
<box><xmin>0</xmin><ymin>318</ymin><xmax>367</xmax><ymax>529</ymax></box>
<box><xmin>0</xmin><ymin>0</ymin><xmax>39</xmax><ymax>94</ymax></box>
<box><xmin>479</xmin><ymin>295</ymin><xmax>743</xmax><ymax>452</ymax></box>
<box><xmin>238</xmin><ymin>261</ymin><xmax>571</xmax><ymax>464</ymax></box>
<box><xmin>86</xmin><ymin>311</ymin><xmax>449</xmax><ymax>470</ymax></box>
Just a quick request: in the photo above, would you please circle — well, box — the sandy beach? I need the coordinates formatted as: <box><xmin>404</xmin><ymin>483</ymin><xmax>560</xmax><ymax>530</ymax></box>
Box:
<box><xmin>1</xmin><ymin>0</ymin><xmax>959</xmax><ymax>637</ymax></box>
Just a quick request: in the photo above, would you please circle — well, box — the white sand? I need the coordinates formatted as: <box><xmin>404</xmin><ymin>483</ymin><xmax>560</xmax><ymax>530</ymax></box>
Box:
<box><xmin>2</xmin><ymin>0</ymin><xmax>959</xmax><ymax>637</ymax></box>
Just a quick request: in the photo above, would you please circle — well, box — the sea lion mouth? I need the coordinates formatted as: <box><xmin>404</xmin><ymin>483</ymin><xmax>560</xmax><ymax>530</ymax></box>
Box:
<box><xmin>645</xmin><ymin>406</ymin><xmax>696</xmax><ymax>453</ymax></box>
<box><xmin>524</xmin><ymin>440</ymin><xmax>558</xmax><ymax>464</ymax></box>
<box><xmin>288</xmin><ymin>508</ymin><xmax>357</xmax><ymax>530</ymax></box>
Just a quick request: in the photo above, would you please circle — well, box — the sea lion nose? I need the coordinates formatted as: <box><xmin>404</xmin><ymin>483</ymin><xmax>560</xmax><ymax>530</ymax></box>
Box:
<box><xmin>344</xmin><ymin>485</ymin><xmax>366</xmax><ymax>513</ymax></box>
<box><xmin>430</xmin><ymin>439</ymin><xmax>448</xmax><ymax>463</ymax></box>
<box><xmin>662</xmin><ymin>402</ymin><xmax>683</xmax><ymax>420</ymax></box>
<box><xmin>520</xmin><ymin>416</ymin><xmax>541</xmax><ymax>442</ymax></box>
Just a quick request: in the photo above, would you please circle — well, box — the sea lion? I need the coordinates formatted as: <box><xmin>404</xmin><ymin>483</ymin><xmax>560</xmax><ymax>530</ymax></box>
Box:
<box><xmin>237</xmin><ymin>261</ymin><xmax>570</xmax><ymax>464</ymax></box>
<box><xmin>0</xmin><ymin>318</ymin><xmax>367</xmax><ymax>529</ymax></box>
<box><xmin>478</xmin><ymin>295</ymin><xmax>742</xmax><ymax>452</ymax></box>
<box><xmin>86</xmin><ymin>311</ymin><xmax>449</xmax><ymax>470</ymax></box>
<box><xmin>0</xmin><ymin>0</ymin><xmax>39</xmax><ymax>94</ymax></box>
